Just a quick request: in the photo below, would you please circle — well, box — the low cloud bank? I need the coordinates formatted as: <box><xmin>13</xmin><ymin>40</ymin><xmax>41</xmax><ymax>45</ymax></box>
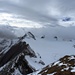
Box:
<box><xmin>0</xmin><ymin>25</ymin><xmax>17</xmax><ymax>39</ymax></box>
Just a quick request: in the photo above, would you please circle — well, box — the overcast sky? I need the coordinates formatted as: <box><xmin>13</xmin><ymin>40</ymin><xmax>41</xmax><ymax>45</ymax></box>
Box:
<box><xmin>0</xmin><ymin>0</ymin><xmax>75</xmax><ymax>26</ymax></box>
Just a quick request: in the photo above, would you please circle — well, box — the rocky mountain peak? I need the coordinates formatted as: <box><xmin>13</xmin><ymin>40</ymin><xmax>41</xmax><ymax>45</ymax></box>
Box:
<box><xmin>39</xmin><ymin>55</ymin><xmax>75</xmax><ymax>75</ymax></box>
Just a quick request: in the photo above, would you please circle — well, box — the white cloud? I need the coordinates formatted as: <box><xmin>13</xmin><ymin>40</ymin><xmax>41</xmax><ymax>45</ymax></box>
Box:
<box><xmin>0</xmin><ymin>13</ymin><xmax>42</xmax><ymax>28</ymax></box>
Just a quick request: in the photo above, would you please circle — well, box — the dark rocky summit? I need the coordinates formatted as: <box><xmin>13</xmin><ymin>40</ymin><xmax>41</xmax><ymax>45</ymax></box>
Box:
<box><xmin>0</xmin><ymin>38</ymin><xmax>36</xmax><ymax>75</ymax></box>
<box><xmin>39</xmin><ymin>55</ymin><xmax>75</xmax><ymax>75</ymax></box>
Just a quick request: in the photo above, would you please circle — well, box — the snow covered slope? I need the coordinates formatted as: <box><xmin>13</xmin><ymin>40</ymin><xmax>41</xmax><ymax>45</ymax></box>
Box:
<box><xmin>12</xmin><ymin>26</ymin><xmax>75</xmax><ymax>66</ymax></box>
<box><xmin>0</xmin><ymin>25</ymin><xmax>75</xmax><ymax>75</ymax></box>
<box><xmin>25</xmin><ymin>38</ymin><xmax>75</xmax><ymax>68</ymax></box>
<box><xmin>0</xmin><ymin>37</ymin><xmax>45</xmax><ymax>75</ymax></box>
<box><xmin>31</xmin><ymin>55</ymin><xmax>75</xmax><ymax>75</ymax></box>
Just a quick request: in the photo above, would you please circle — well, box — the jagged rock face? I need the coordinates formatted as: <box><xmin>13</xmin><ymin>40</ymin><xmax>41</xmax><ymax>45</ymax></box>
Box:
<box><xmin>0</xmin><ymin>54</ymin><xmax>35</xmax><ymax>75</ymax></box>
<box><xmin>39</xmin><ymin>55</ymin><xmax>75</xmax><ymax>75</ymax></box>
<box><xmin>26</xmin><ymin>32</ymin><xmax>36</xmax><ymax>40</ymax></box>
<box><xmin>0</xmin><ymin>38</ymin><xmax>37</xmax><ymax>75</ymax></box>
<box><xmin>0</xmin><ymin>38</ymin><xmax>14</xmax><ymax>60</ymax></box>
<box><xmin>18</xmin><ymin>31</ymin><xmax>36</xmax><ymax>40</ymax></box>
<box><xmin>0</xmin><ymin>41</ymin><xmax>36</xmax><ymax>67</ymax></box>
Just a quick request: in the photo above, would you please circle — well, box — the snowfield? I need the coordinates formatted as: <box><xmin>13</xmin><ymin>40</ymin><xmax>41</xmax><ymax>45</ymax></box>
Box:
<box><xmin>0</xmin><ymin>25</ymin><xmax>75</xmax><ymax>75</ymax></box>
<box><xmin>25</xmin><ymin>38</ymin><xmax>75</xmax><ymax>70</ymax></box>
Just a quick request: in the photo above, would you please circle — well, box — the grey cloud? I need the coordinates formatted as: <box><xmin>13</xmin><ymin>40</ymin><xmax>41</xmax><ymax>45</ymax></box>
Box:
<box><xmin>0</xmin><ymin>0</ymin><xmax>57</xmax><ymax>25</ymax></box>
<box><xmin>57</xmin><ymin>0</ymin><xmax>75</xmax><ymax>16</ymax></box>
<box><xmin>0</xmin><ymin>25</ymin><xmax>17</xmax><ymax>39</ymax></box>
<box><xmin>0</xmin><ymin>0</ymin><xmax>75</xmax><ymax>26</ymax></box>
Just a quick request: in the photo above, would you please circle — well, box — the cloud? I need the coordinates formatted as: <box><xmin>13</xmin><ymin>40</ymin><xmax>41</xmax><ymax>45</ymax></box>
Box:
<box><xmin>0</xmin><ymin>0</ymin><xmax>75</xmax><ymax>26</ymax></box>
<box><xmin>0</xmin><ymin>25</ymin><xmax>17</xmax><ymax>39</ymax></box>
<box><xmin>57</xmin><ymin>0</ymin><xmax>75</xmax><ymax>16</ymax></box>
<box><xmin>0</xmin><ymin>0</ymin><xmax>57</xmax><ymax>25</ymax></box>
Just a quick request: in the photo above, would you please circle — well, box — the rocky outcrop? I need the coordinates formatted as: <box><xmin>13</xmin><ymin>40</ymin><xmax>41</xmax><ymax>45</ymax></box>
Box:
<box><xmin>27</xmin><ymin>32</ymin><xmax>36</xmax><ymax>40</ymax></box>
<box><xmin>0</xmin><ymin>41</ymin><xmax>36</xmax><ymax>67</ymax></box>
<box><xmin>0</xmin><ymin>54</ymin><xmax>35</xmax><ymax>75</ymax></box>
<box><xmin>39</xmin><ymin>55</ymin><xmax>75</xmax><ymax>75</ymax></box>
<box><xmin>24</xmin><ymin>32</ymin><xmax>36</xmax><ymax>40</ymax></box>
<box><xmin>41</xmin><ymin>35</ymin><xmax>45</xmax><ymax>39</ymax></box>
<box><xmin>0</xmin><ymin>39</ymin><xmax>37</xmax><ymax>75</ymax></box>
<box><xmin>18</xmin><ymin>31</ymin><xmax>36</xmax><ymax>40</ymax></box>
